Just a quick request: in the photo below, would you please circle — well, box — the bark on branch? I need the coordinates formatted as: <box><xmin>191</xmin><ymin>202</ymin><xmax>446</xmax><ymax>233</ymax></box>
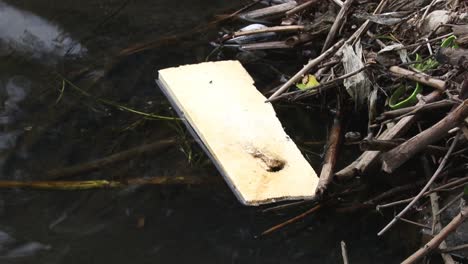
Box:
<box><xmin>382</xmin><ymin>100</ymin><xmax>468</xmax><ymax>173</ymax></box>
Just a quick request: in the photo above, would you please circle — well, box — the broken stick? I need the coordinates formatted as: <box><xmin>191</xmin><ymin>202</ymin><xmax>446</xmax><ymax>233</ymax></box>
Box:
<box><xmin>321</xmin><ymin>0</ymin><xmax>355</xmax><ymax>52</ymax></box>
<box><xmin>316</xmin><ymin>110</ymin><xmax>342</xmax><ymax>196</ymax></box>
<box><xmin>233</xmin><ymin>25</ymin><xmax>304</xmax><ymax>37</ymax></box>
<box><xmin>335</xmin><ymin>90</ymin><xmax>444</xmax><ymax>181</ymax></box>
<box><xmin>267</xmin><ymin>39</ymin><xmax>345</xmax><ymax>102</ymax></box>
<box><xmin>401</xmin><ymin>206</ymin><xmax>468</xmax><ymax>264</ymax></box>
<box><xmin>389</xmin><ymin>66</ymin><xmax>446</xmax><ymax>91</ymax></box>
<box><xmin>285</xmin><ymin>0</ymin><xmax>319</xmax><ymax>17</ymax></box>
<box><xmin>382</xmin><ymin>99</ymin><xmax>468</xmax><ymax>173</ymax></box>
<box><xmin>378</xmin><ymin>133</ymin><xmax>460</xmax><ymax>236</ymax></box>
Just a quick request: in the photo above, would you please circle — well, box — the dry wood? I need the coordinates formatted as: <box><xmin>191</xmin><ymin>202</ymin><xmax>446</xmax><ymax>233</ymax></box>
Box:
<box><xmin>422</xmin><ymin>157</ymin><xmax>455</xmax><ymax>264</ymax></box>
<box><xmin>240</xmin><ymin>41</ymin><xmax>291</xmax><ymax>50</ymax></box>
<box><xmin>341</xmin><ymin>241</ymin><xmax>349</xmax><ymax>264</ymax></box>
<box><xmin>382</xmin><ymin>100</ymin><xmax>468</xmax><ymax>173</ymax></box>
<box><xmin>269</xmin><ymin>64</ymin><xmax>369</xmax><ymax>102</ymax></box>
<box><xmin>439</xmin><ymin>244</ymin><xmax>468</xmax><ymax>253</ymax></box>
<box><xmin>322</xmin><ymin>0</ymin><xmax>355</xmax><ymax>52</ymax></box>
<box><xmin>233</xmin><ymin>25</ymin><xmax>304</xmax><ymax>37</ymax></box>
<box><xmin>261</xmin><ymin>204</ymin><xmax>322</xmax><ymax>236</ymax></box>
<box><xmin>346</xmin><ymin>0</ymin><xmax>389</xmax><ymax>46</ymax></box>
<box><xmin>335</xmin><ymin>90</ymin><xmax>443</xmax><ymax>180</ymax></box>
<box><xmin>400</xmin><ymin>217</ymin><xmax>431</xmax><ymax>229</ymax></box>
<box><xmin>266</xmin><ymin>39</ymin><xmax>345</xmax><ymax>101</ymax></box>
<box><xmin>314</xmin><ymin>0</ymin><xmax>388</xmax><ymax>80</ymax></box>
<box><xmin>47</xmin><ymin>138</ymin><xmax>177</xmax><ymax>179</ymax></box>
<box><xmin>377</xmin><ymin>175</ymin><xmax>468</xmax><ymax>210</ymax></box>
<box><xmin>330</xmin><ymin>0</ymin><xmax>344</xmax><ymax>7</ymax></box>
<box><xmin>389</xmin><ymin>66</ymin><xmax>446</xmax><ymax>91</ymax></box>
<box><xmin>316</xmin><ymin>112</ymin><xmax>342</xmax><ymax>197</ymax></box>
<box><xmin>360</xmin><ymin>139</ymin><xmax>447</xmax><ymax>155</ymax></box>
<box><xmin>285</xmin><ymin>33</ymin><xmax>314</xmax><ymax>46</ymax></box>
<box><xmin>285</xmin><ymin>0</ymin><xmax>319</xmax><ymax>17</ymax></box>
<box><xmin>378</xmin><ymin>100</ymin><xmax>455</xmax><ymax>120</ymax></box>
<box><xmin>401</xmin><ymin>206</ymin><xmax>468</xmax><ymax>264</ymax></box>
<box><xmin>240</xmin><ymin>1</ymin><xmax>297</xmax><ymax>20</ymax></box>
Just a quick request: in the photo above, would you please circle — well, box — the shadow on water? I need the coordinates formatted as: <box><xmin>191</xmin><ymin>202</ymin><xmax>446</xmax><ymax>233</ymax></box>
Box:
<box><xmin>0</xmin><ymin>1</ymin><xmax>410</xmax><ymax>263</ymax></box>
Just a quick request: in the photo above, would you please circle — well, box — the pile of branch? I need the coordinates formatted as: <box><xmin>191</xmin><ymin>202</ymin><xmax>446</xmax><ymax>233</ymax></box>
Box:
<box><xmin>212</xmin><ymin>0</ymin><xmax>468</xmax><ymax>262</ymax></box>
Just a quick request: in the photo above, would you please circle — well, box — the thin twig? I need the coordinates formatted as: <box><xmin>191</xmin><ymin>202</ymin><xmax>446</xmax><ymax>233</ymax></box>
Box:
<box><xmin>322</xmin><ymin>0</ymin><xmax>355</xmax><ymax>52</ymax></box>
<box><xmin>266</xmin><ymin>39</ymin><xmax>345</xmax><ymax>102</ymax></box>
<box><xmin>377</xmin><ymin>133</ymin><xmax>461</xmax><ymax>236</ymax></box>
<box><xmin>423</xmin><ymin>156</ymin><xmax>455</xmax><ymax>263</ymax></box>
<box><xmin>341</xmin><ymin>241</ymin><xmax>349</xmax><ymax>264</ymax></box>
<box><xmin>389</xmin><ymin>66</ymin><xmax>446</xmax><ymax>91</ymax></box>
<box><xmin>419</xmin><ymin>0</ymin><xmax>438</xmax><ymax>28</ymax></box>
<box><xmin>436</xmin><ymin>192</ymin><xmax>464</xmax><ymax>216</ymax></box>
<box><xmin>400</xmin><ymin>217</ymin><xmax>431</xmax><ymax>229</ymax></box>
<box><xmin>269</xmin><ymin>64</ymin><xmax>369</xmax><ymax>102</ymax></box>
<box><xmin>285</xmin><ymin>0</ymin><xmax>320</xmax><ymax>16</ymax></box>
<box><xmin>260</xmin><ymin>204</ymin><xmax>322</xmax><ymax>236</ymax></box>
<box><xmin>401</xmin><ymin>206</ymin><xmax>468</xmax><ymax>264</ymax></box>
<box><xmin>439</xmin><ymin>244</ymin><xmax>468</xmax><ymax>253</ymax></box>
<box><xmin>232</xmin><ymin>25</ymin><xmax>304</xmax><ymax>37</ymax></box>
<box><xmin>316</xmin><ymin>100</ymin><xmax>343</xmax><ymax>197</ymax></box>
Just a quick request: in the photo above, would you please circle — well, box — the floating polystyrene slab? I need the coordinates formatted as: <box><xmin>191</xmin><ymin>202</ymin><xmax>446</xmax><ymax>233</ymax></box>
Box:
<box><xmin>157</xmin><ymin>60</ymin><xmax>318</xmax><ymax>205</ymax></box>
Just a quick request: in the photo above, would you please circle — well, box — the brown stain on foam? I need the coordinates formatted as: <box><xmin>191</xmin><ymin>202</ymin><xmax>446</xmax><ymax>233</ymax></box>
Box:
<box><xmin>245</xmin><ymin>145</ymin><xmax>286</xmax><ymax>172</ymax></box>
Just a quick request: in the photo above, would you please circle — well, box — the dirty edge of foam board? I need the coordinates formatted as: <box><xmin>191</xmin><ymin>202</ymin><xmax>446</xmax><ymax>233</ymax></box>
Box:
<box><xmin>156</xmin><ymin>60</ymin><xmax>318</xmax><ymax>205</ymax></box>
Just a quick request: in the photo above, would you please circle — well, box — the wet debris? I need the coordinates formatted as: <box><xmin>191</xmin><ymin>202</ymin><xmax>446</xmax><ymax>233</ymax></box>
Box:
<box><xmin>205</xmin><ymin>0</ymin><xmax>468</xmax><ymax>262</ymax></box>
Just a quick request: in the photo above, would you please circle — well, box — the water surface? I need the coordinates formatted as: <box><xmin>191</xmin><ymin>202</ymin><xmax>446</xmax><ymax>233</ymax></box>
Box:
<box><xmin>0</xmin><ymin>1</ymin><xmax>409</xmax><ymax>263</ymax></box>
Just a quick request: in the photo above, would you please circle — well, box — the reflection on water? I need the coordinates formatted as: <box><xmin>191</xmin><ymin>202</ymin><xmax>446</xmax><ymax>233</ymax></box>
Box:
<box><xmin>0</xmin><ymin>1</ymin><xmax>85</xmax><ymax>62</ymax></box>
<box><xmin>0</xmin><ymin>230</ymin><xmax>51</xmax><ymax>261</ymax></box>
<box><xmin>0</xmin><ymin>76</ymin><xmax>30</xmax><ymax>126</ymax></box>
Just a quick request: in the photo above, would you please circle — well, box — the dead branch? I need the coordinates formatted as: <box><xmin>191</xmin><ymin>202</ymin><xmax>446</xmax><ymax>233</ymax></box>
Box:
<box><xmin>233</xmin><ymin>25</ymin><xmax>305</xmax><ymax>37</ymax></box>
<box><xmin>439</xmin><ymin>244</ymin><xmax>468</xmax><ymax>253</ymax></box>
<box><xmin>260</xmin><ymin>203</ymin><xmax>322</xmax><ymax>236</ymax></box>
<box><xmin>336</xmin><ymin>90</ymin><xmax>445</xmax><ymax>181</ymax></box>
<box><xmin>382</xmin><ymin>100</ymin><xmax>468</xmax><ymax>173</ymax></box>
<box><xmin>240</xmin><ymin>1</ymin><xmax>297</xmax><ymax>20</ymax></box>
<box><xmin>360</xmin><ymin>139</ymin><xmax>447</xmax><ymax>155</ymax></box>
<box><xmin>389</xmin><ymin>66</ymin><xmax>446</xmax><ymax>91</ymax></box>
<box><xmin>377</xmin><ymin>176</ymin><xmax>468</xmax><ymax>210</ymax></box>
<box><xmin>266</xmin><ymin>39</ymin><xmax>345</xmax><ymax>101</ymax></box>
<box><xmin>401</xmin><ymin>206</ymin><xmax>468</xmax><ymax>264</ymax></box>
<box><xmin>47</xmin><ymin>138</ymin><xmax>176</xmax><ymax>179</ymax></box>
<box><xmin>341</xmin><ymin>241</ymin><xmax>349</xmax><ymax>264</ymax></box>
<box><xmin>377</xmin><ymin>100</ymin><xmax>456</xmax><ymax>121</ymax></box>
<box><xmin>322</xmin><ymin>0</ymin><xmax>355</xmax><ymax>52</ymax></box>
<box><xmin>241</xmin><ymin>41</ymin><xmax>291</xmax><ymax>50</ymax></box>
<box><xmin>422</xmin><ymin>156</ymin><xmax>455</xmax><ymax>264</ymax></box>
<box><xmin>285</xmin><ymin>0</ymin><xmax>320</xmax><ymax>17</ymax></box>
<box><xmin>316</xmin><ymin>110</ymin><xmax>343</xmax><ymax>197</ymax></box>
<box><xmin>378</xmin><ymin>133</ymin><xmax>460</xmax><ymax>236</ymax></box>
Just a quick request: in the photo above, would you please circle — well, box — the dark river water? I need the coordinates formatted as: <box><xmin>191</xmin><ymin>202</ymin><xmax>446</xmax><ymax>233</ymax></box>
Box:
<box><xmin>0</xmin><ymin>1</ymin><xmax>411</xmax><ymax>263</ymax></box>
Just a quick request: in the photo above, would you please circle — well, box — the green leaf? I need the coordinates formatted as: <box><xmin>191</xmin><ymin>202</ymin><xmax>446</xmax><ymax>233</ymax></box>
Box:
<box><xmin>296</xmin><ymin>74</ymin><xmax>320</xmax><ymax>90</ymax></box>
<box><xmin>441</xmin><ymin>35</ymin><xmax>458</xmax><ymax>48</ymax></box>
<box><xmin>414</xmin><ymin>53</ymin><xmax>438</xmax><ymax>72</ymax></box>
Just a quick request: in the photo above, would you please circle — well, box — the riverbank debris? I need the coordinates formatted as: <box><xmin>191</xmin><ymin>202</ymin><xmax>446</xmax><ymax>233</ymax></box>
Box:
<box><xmin>204</xmin><ymin>0</ymin><xmax>468</xmax><ymax>261</ymax></box>
<box><xmin>157</xmin><ymin>60</ymin><xmax>318</xmax><ymax>205</ymax></box>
